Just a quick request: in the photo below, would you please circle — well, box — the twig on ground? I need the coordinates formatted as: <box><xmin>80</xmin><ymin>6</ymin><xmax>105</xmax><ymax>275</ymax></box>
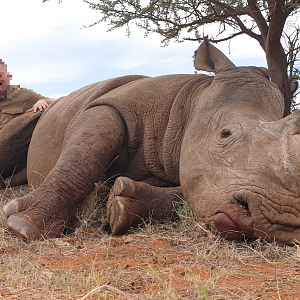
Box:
<box><xmin>80</xmin><ymin>285</ymin><xmax>141</xmax><ymax>300</ymax></box>
<box><xmin>243</xmin><ymin>244</ymin><xmax>271</xmax><ymax>263</ymax></box>
<box><xmin>274</xmin><ymin>262</ymin><xmax>282</xmax><ymax>300</ymax></box>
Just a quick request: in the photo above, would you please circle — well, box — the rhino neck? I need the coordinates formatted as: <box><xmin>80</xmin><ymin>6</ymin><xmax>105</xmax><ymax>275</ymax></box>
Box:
<box><xmin>101</xmin><ymin>74</ymin><xmax>212</xmax><ymax>185</ymax></box>
<box><xmin>161</xmin><ymin>75</ymin><xmax>213</xmax><ymax>184</ymax></box>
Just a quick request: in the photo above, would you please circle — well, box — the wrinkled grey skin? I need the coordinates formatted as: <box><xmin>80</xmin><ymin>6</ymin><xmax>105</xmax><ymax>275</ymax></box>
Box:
<box><xmin>3</xmin><ymin>40</ymin><xmax>300</xmax><ymax>245</ymax></box>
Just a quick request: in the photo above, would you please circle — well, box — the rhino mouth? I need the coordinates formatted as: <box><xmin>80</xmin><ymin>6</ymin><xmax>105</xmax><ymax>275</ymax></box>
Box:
<box><xmin>213</xmin><ymin>189</ymin><xmax>300</xmax><ymax>245</ymax></box>
<box><xmin>213</xmin><ymin>198</ymin><xmax>254</xmax><ymax>240</ymax></box>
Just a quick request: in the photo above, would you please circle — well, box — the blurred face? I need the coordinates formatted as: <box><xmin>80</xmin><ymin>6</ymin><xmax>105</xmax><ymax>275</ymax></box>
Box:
<box><xmin>0</xmin><ymin>63</ymin><xmax>12</xmax><ymax>98</ymax></box>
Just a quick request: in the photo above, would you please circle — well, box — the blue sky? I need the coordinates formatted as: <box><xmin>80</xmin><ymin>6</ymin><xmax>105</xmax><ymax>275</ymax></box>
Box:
<box><xmin>2</xmin><ymin>0</ymin><xmax>295</xmax><ymax>101</ymax></box>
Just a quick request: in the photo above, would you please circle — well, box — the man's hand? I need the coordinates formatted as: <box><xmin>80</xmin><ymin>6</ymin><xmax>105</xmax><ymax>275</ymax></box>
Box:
<box><xmin>26</xmin><ymin>98</ymin><xmax>56</xmax><ymax>113</ymax></box>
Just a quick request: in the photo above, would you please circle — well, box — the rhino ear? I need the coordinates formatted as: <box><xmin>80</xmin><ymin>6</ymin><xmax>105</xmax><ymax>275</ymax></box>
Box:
<box><xmin>253</xmin><ymin>68</ymin><xmax>298</xmax><ymax>94</ymax></box>
<box><xmin>194</xmin><ymin>38</ymin><xmax>235</xmax><ymax>73</ymax></box>
<box><xmin>257</xmin><ymin>67</ymin><xmax>270</xmax><ymax>78</ymax></box>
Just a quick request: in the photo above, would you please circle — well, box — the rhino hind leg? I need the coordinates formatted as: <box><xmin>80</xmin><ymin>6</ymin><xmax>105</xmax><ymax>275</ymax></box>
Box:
<box><xmin>0</xmin><ymin>112</ymin><xmax>42</xmax><ymax>180</ymax></box>
<box><xmin>4</xmin><ymin>167</ymin><xmax>27</xmax><ymax>187</ymax></box>
<box><xmin>107</xmin><ymin>177</ymin><xmax>182</xmax><ymax>234</ymax></box>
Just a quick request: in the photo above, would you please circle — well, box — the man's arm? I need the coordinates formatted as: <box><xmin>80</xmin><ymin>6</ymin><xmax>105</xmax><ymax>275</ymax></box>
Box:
<box><xmin>26</xmin><ymin>98</ymin><xmax>56</xmax><ymax>113</ymax></box>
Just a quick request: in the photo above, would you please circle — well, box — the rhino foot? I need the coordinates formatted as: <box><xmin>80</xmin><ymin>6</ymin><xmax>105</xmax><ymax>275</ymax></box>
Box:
<box><xmin>107</xmin><ymin>177</ymin><xmax>182</xmax><ymax>235</ymax></box>
<box><xmin>7</xmin><ymin>216</ymin><xmax>41</xmax><ymax>241</ymax></box>
<box><xmin>4</xmin><ymin>200</ymin><xmax>42</xmax><ymax>240</ymax></box>
<box><xmin>107</xmin><ymin>196</ymin><xmax>140</xmax><ymax>234</ymax></box>
<box><xmin>3</xmin><ymin>195</ymin><xmax>65</xmax><ymax>240</ymax></box>
<box><xmin>3</xmin><ymin>199</ymin><xmax>19</xmax><ymax>218</ymax></box>
<box><xmin>3</xmin><ymin>199</ymin><xmax>41</xmax><ymax>240</ymax></box>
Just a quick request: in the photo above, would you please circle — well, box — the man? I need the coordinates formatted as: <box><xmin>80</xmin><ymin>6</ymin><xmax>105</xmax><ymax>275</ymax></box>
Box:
<box><xmin>0</xmin><ymin>59</ymin><xmax>55</xmax><ymax>130</ymax></box>
<box><xmin>0</xmin><ymin>59</ymin><xmax>56</xmax><ymax>186</ymax></box>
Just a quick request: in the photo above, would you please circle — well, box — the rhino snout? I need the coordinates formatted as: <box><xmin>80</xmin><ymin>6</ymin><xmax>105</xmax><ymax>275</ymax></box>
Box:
<box><xmin>213</xmin><ymin>199</ymin><xmax>254</xmax><ymax>240</ymax></box>
<box><xmin>212</xmin><ymin>188</ymin><xmax>300</xmax><ymax>245</ymax></box>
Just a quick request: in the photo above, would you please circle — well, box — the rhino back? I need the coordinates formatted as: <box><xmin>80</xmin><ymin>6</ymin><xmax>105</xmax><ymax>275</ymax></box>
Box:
<box><xmin>92</xmin><ymin>74</ymin><xmax>213</xmax><ymax>185</ymax></box>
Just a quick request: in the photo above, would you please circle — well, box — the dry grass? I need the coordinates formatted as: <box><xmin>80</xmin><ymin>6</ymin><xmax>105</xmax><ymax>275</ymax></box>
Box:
<box><xmin>0</xmin><ymin>184</ymin><xmax>300</xmax><ymax>299</ymax></box>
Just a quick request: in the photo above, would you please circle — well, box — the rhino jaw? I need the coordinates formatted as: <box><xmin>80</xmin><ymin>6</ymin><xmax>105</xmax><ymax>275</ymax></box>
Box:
<box><xmin>213</xmin><ymin>199</ymin><xmax>254</xmax><ymax>240</ymax></box>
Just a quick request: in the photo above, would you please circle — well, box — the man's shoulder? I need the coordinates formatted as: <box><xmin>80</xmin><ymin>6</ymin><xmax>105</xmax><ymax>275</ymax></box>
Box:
<box><xmin>6</xmin><ymin>85</ymin><xmax>21</xmax><ymax>99</ymax></box>
<box><xmin>7</xmin><ymin>85</ymin><xmax>39</xmax><ymax>101</ymax></box>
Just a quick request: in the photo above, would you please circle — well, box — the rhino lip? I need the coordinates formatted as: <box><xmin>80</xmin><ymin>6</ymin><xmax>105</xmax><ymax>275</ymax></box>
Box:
<box><xmin>213</xmin><ymin>199</ymin><xmax>254</xmax><ymax>238</ymax></box>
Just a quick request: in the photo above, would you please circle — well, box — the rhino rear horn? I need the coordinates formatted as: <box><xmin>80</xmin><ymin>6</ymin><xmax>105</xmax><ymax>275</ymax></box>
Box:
<box><xmin>194</xmin><ymin>38</ymin><xmax>236</xmax><ymax>73</ymax></box>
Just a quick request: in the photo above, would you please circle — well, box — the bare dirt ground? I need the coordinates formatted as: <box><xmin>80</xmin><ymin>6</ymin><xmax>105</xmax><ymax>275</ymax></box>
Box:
<box><xmin>1</xmin><ymin>185</ymin><xmax>300</xmax><ymax>300</ymax></box>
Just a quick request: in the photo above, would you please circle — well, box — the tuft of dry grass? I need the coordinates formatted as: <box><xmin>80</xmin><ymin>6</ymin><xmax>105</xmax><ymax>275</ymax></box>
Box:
<box><xmin>66</xmin><ymin>181</ymin><xmax>111</xmax><ymax>237</ymax></box>
<box><xmin>1</xmin><ymin>183</ymin><xmax>300</xmax><ymax>299</ymax></box>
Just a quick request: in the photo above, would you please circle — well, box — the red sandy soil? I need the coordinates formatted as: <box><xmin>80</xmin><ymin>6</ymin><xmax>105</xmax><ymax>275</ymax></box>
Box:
<box><xmin>1</xmin><ymin>233</ymin><xmax>300</xmax><ymax>299</ymax></box>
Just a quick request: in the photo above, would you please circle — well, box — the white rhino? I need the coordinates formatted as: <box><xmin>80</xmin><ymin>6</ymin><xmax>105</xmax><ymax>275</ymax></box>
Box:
<box><xmin>3</xmin><ymin>40</ymin><xmax>300</xmax><ymax>245</ymax></box>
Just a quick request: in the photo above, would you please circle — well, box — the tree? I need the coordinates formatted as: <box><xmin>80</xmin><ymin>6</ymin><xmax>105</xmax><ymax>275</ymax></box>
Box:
<box><xmin>74</xmin><ymin>0</ymin><xmax>298</xmax><ymax>116</ymax></box>
<box><xmin>284</xmin><ymin>23</ymin><xmax>300</xmax><ymax>111</ymax></box>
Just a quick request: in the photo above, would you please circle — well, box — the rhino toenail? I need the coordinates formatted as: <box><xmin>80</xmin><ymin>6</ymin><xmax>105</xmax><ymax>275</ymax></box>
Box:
<box><xmin>7</xmin><ymin>216</ymin><xmax>41</xmax><ymax>241</ymax></box>
<box><xmin>3</xmin><ymin>200</ymin><xmax>19</xmax><ymax>218</ymax></box>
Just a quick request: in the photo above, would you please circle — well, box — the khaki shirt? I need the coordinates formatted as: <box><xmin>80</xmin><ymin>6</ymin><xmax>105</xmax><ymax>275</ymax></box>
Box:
<box><xmin>0</xmin><ymin>85</ymin><xmax>44</xmax><ymax>130</ymax></box>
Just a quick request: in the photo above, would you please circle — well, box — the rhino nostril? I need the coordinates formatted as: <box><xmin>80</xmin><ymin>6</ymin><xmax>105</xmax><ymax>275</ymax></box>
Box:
<box><xmin>238</xmin><ymin>200</ymin><xmax>249</xmax><ymax>211</ymax></box>
<box><xmin>230</xmin><ymin>199</ymin><xmax>249</xmax><ymax>211</ymax></box>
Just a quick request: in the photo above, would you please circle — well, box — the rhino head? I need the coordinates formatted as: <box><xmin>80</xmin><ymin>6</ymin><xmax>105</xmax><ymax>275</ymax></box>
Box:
<box><xmin>180</xmin><ymin>40</ymin><xmax>300</xmax><ymax>245</ymax></box>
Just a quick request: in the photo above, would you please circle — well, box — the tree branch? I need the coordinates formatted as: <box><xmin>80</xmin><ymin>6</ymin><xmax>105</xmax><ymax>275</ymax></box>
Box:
<box><xmin>231</xmin><ymin>15</ymin><xmax>265</xmax><ymax>49</ymax></box>
<box><xmin>207</xmin><ymin>0</ymin><xmax>251</xmax><ymax>14</ymax></box>
<box><xmin>183</xmin><ymin>30</ymin><xmax>244</xmax><ymax>42</ymax></box>
<box><xmin>247</xmin><ymin>0</ymin><xmax>269</xmax><ymax>42</ymax></box>
<box><xmin>266</xmin><ymin>0</ymin><xmax>291</xmax><ymax>116</ymax></box>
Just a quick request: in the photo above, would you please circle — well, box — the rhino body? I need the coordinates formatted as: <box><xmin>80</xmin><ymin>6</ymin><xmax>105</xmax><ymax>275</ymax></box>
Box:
<box><xmin>3</xmin><ymin>40</ymin><xmax>300</xmax><ymax>244</ymax></box>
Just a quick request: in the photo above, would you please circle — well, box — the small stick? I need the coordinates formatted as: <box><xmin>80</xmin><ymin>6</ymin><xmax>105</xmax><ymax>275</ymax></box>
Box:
<box><xmin>80</xmin><ymin>285</ymin><xmax>139</xmax><ymax>300</ymax></box>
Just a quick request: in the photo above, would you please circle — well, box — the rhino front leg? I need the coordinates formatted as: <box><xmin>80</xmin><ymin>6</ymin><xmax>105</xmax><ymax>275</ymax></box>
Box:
<box><xmin>108</xmin><ymin>177</ymin><xmax>182</xmax><ymax>234</ymax></box>
<box><xmin>4</xmin><ymin>106</ymin><xmax>126</xmax><ymax>240</ymax></box>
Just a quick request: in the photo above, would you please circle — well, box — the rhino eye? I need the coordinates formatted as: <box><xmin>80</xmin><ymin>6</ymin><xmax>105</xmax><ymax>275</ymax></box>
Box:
<box><xmin>221</xmin><ymin>128</ymin><xmax>232</xmax><ymax>138</ymax></box>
